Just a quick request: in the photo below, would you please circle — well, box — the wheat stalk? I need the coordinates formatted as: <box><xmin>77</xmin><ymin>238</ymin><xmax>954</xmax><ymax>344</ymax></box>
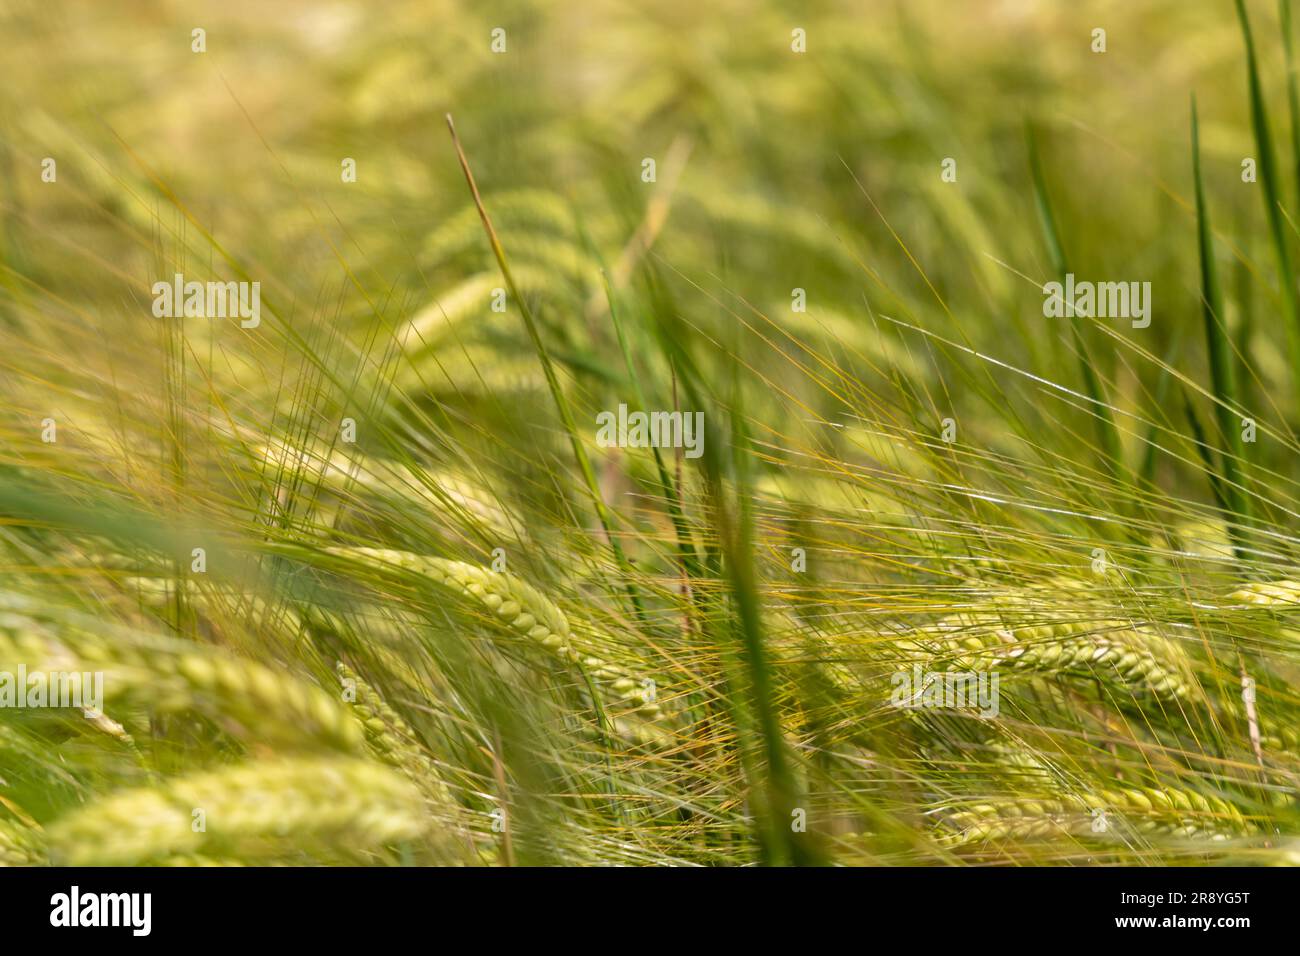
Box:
<box><xmin>0</xmin><ymin>820</ymin><xmax>43</xmax><ymax>866</ymax></box>
<box><xmin>48</xmin><ymin>756</ymin><xmax>425</xmax><ymax>866</ymax></box>
<box><xmin>939</xmin><ymin>786</ymin><xmax>1252</xmax><ymax>846</ymax></box>
<box><xmin>0</xmin><ymin>599</ymin><xmax>363</xmax><ymax>752</ymax></box>
<box><xmin>327</xmin><ymin>548</ymin><xmax>663</xmax><ymax>720</ymax></box>
<box><xmin>336</xmin><ymin>661</ymin><xmax>459</xmax><ymax>805</ymax></box>
<box><xmin>1230</xmin><ymin>580</ymin><xmax>1300</xmax><ymax>606</ymax></box>
<box><xmin>914</xmin><ymin>615</ymin><xmax>1192</xmax><ymax>701</ymax></box>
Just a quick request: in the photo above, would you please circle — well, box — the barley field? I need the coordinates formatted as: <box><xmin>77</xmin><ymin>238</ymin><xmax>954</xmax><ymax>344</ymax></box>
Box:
<box><xmin>0</xmin><ymin>0</ymin><xmax>1298</xmax><ymax>868</ymax></box>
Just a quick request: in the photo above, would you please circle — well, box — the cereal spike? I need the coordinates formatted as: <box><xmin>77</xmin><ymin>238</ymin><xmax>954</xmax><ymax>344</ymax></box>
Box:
<box><xmin>916</xmin><ymin>615</ymin><xmax>1192</xmax><ymax>702</ymax></box>
<box><xmin>48</xmin><ymin>757</ymin><xmax>425</xmax><ymax>866</ymax></box>
<box><xmin>329</xmin><ymin>548</ymin><xmax>663</xmax><ymax>720</ymax></box>
<box><xmin>0</xmin><ymin>820</ymin><xmax>44</xmax><ymax>866</ymax></box>
<box><xmin>1230</xmin><ymin>580</ymin><xmax>1300</xmax><ymax>606</ymax></box>
<box><xmin>0</xmin><ymin>608</ymin><xmax>363</xmax><ymax>752</ymax></box>
<box><xmin>939</xmin><ymin>787</ymin><xmax>1251</xmax><ymax>846</ymax></box>
<box><xmin>336</xmin><ymin>661</ymin><xmax>458</xmax><ymax>806</ymax></box>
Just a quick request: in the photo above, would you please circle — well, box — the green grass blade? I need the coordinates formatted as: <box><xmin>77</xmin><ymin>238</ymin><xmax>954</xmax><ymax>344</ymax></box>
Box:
<box><xmin>445</xmin><ymin>115</ymin><xmax>645</xmax><ymax>619</ymax></box>
<box><xmin>1281</xmin><ymin>0</ymin><xmax>1300</xmax><ymax>211</ymax></box>
<box><xmin>1236</xmin><ymin>0</ymin><xmax>1300</xmax><ymax>412</ymax></box>
<box><xmin>1026</xmin><ymin>123</ymin><xmax>1126</xmax><ymax>481</ymax></box>
<box><xmin>1192</xmin><ymin>97</ymin><xmax>1252</xmax><ymax>534</ymax></box>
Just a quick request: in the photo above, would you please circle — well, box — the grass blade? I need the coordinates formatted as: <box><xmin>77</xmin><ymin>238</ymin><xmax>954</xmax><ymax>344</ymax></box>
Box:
<box><xmin>1236</xmin><ymin>0</ymin><xmax>1300</xmax><ymax>412</ymax></box>
<box><xmin>1192</xmin><ymin>96</ymin><xmax>1253</xmax><ymax>551</ymax></box>
<box><xmin>1026</xmin><ymin>123</ymin><xmax>1126</xmax><ymax>481</ymax></box>
<box><xmin>445</xmin><ymin>114</ymin><xmax>645</xmax><ymax>619</ymax></box>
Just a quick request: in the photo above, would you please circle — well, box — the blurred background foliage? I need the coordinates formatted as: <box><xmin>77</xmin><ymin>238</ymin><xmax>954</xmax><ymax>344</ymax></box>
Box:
<box><xmin>0</xmin><ymin>0</ymin><xmax>1294</xmax><ymax>488</ymax></box>
<box><xmin>0</xmin><ymin>0</ymin><xmax>1298</xmax><ymax>866</ymax></box>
